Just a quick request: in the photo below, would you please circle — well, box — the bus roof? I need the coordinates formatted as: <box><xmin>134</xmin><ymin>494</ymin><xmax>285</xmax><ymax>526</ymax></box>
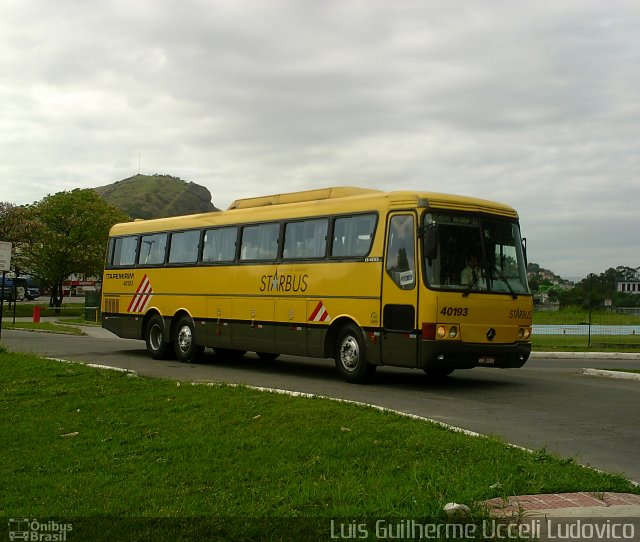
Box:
<box><xmin>108</xmin><ymin>187</ymin><xmax>519</xmax><ymax>236</ymax></box>
<box><xmin>227</xmin><ymin>186</ymin><xmax>381</xmax><ymax>209</ymax></box>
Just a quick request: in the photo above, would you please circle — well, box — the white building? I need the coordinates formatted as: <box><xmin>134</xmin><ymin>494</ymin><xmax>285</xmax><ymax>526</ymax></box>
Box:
<box><xmin>617</xmin><ymin>281</ymin><xmax>640</xmax><ymax>294</ymax></box>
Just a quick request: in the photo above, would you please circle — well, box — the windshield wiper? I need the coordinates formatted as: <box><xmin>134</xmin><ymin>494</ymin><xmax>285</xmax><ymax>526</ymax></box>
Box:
<box><xmin>462</xmin><ymin>268</ymin><xmax>479</xmax><ymax>298</ymax></box>
<box><xmin>491</xmin><ymin>264</ymin><xmax>518</xmax><ymax>299</ymax></box>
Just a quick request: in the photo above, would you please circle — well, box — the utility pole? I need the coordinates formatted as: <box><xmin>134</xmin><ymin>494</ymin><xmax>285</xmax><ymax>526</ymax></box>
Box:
<box><xmin>587</xmin><ymin>274</ymin><xmax>593</xmax><ymax>348</ymax></box>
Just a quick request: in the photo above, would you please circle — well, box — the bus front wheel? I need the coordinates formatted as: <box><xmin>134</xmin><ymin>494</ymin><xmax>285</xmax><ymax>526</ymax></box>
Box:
<box><xmin>173</xmin><ymin>315</ymin><xmax>205</xmax><ymax>363</ymax></box>
<box><xmin>335</xmin><ymin>324</ymin><xmax>376</xmax><ymax>384</ymax></box>
<box><xmin>145</xmin><ymin>314</ymin><xmax>171</xmax><ymax>360</ymax></box>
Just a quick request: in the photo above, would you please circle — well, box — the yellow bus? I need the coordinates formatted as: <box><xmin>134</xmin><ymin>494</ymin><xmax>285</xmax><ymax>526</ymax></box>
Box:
<box><xmin>101</xmin><ymin>187</ymin><xmax>532</xmax><ymax>383</ymax></box>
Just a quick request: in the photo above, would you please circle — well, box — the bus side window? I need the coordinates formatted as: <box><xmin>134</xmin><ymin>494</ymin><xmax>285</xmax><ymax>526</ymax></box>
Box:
<box><xmin>139</xmin><ymin>233</ymin><xmax>168</xmax><ymax>265</ymax></box>
<box><xmin>241</xmin><ymin>223</ymin><xmax>279</xmax><ymax>261</ymax></box>
<box><xmin>332</xmin><ymin>214</ymin><xmax>376</xmax><ymax>258</ymax></box>
<box><xmin>106</xmin><ymin>238</ymin><xmax>115</xmax><ymax>266</ymax></box>
<box><xmin>203</xmin><ymin>227</ymin><xmax>237</xmax><ymax>262</ymax></box>
<box><xmin>385</xmin><ymin>215</ymin><xmax>415</xmax><ymax>289</ymax></box>
<box><xmin>240</xmin><ymin>227</ymin><xmax>259</xmax><ymax>260</ymax></box>
<box><xmin>169</xmin><ymin>230</ymin><xmax>200</xmax><ymax>264</ymax></box>
<box><xmin>283</xmin><ymin>219</ymin><xmax>328</xmax><ymax>259</ymax></box>
<box><xmin>111</xmin><ymin>236</ymin><xmax>138</xmax><ymax>267</ymax></box>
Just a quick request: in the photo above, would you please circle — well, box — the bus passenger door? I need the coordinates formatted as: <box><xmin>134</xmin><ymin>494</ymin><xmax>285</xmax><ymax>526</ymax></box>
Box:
<box><xmin>381</xmin><ymin>213</ymin><xmax>419</xmax><ymax>367</ymax></box>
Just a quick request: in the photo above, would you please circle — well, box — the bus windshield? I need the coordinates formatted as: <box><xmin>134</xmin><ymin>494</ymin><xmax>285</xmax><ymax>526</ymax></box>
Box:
<box><xmin>424</xmin><ymin>212</ymin><xmax>530</xmax><ymax>295</ymax></box>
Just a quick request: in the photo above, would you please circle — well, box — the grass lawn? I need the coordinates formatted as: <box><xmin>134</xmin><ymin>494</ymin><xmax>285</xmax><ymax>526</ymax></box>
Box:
<box><xmin>1</xmin><ymin>350</ymin><xmax>637</xmax><ymax>540</ymax></box>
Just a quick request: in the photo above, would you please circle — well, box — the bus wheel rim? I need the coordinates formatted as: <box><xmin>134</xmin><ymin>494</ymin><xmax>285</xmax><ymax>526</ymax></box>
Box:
<box><xmin>340</xmin><ymin>337</ymin><xmax>359</xmax><ymax>371</ymax></box>
<box><xmin>177</xmin><ymin>325</ymin><xmax>193</xmax><ymax>353</ymax></box>
<box><xmin>150</xmin><ymin>325</ymin><xmax>163</xmax><ymax>351</ymax></box>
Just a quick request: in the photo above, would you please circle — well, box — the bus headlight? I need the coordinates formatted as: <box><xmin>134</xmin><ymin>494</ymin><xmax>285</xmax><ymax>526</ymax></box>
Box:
<box><xmin>422</xmin><ymin>322</ymin><xmax>460</xmax><ymax>341</ymax></box>
<box><xmin>518</xmin><ymin>327</ymin><xmax>531</xmax><ymax>341</ymax></box>
<box><xmin>434</xmin><ymin>325</ymin><xmax>460</xmax><ymax>340</ymax></box>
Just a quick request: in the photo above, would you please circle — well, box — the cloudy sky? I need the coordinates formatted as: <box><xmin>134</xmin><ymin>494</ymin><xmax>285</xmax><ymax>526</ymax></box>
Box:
<box><xmin>2</xmin><ymin>0</ymin><xmax>638</xmax><ymax>277</ymax></box>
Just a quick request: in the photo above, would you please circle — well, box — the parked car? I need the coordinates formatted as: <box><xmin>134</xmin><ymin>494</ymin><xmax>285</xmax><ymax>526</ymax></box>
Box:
<box><xmin>26</xmin><ymin>286</ymin><xmax>40</xmax><ymax>300</ymax></box>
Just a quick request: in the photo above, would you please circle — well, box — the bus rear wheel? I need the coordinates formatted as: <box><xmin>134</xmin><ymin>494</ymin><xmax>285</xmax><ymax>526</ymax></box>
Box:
<box><xmin>335</xmin><ymin>324</ymin><xmax>376</xmax><ymax>384</ymax></box>
<box><xmin>145</xmin><ymin>314</ymin><xmax>171</xmax><ymax>360</ymax></box>
<box><xmin>173</xmin><ymin>315</ymin><xmax>204</xmax><ymax>363</ymax></box>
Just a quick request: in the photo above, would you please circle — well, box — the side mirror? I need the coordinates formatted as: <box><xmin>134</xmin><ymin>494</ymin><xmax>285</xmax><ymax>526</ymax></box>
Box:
<box><xmin>425</xmin><ymin>224</ymin><xmax>438</xmax><ymax>261</ymax></box>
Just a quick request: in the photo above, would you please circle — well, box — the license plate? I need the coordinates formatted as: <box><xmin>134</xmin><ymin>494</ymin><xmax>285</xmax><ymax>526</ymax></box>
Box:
<box><xmin>478</xmin><ymin>356</ymin><xmax>495</xmax><ymax>365</ymax></box>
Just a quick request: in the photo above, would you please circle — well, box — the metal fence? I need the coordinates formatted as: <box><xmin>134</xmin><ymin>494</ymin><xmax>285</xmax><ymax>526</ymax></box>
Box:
<box><xmin>532</xmin><ymin>275</ymin><xmax>640</xmax><ymax>350</ymax></box>
<box><xmin>84</xmin><ymin>290</ymin><xmax>101</xmax><ymax>322</ymax></box>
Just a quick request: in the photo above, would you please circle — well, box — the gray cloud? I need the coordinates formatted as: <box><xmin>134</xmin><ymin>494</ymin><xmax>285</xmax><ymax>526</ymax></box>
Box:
<box><xmin>1</xmin><ymin>0</ymin><xmax>638</xmax><ymax>277</ymax></box>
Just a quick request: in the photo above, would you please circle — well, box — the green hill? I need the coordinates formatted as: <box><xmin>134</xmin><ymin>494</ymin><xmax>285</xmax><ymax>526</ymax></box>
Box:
<box><xmin>94</xmin><ymin>174</ymin><xmax>219</xmax><ymax>219</ymax></box>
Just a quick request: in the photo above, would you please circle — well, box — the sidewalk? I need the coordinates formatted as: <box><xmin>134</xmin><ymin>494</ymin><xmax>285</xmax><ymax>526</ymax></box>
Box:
<box><xmin>483</xmin><ymin>492</ymin><xmax>640</xmax><ymax>541</ymax></box>
<box><xmin>485</xmin><ymin>492</ymin><xmax>640</xmax><ymax>518</ymax></box>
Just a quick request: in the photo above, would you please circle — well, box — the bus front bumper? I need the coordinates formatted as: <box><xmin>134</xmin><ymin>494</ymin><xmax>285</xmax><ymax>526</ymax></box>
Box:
<box><xmin>420</xmin><ymin>340</ymin><xmax>531</xmax><ymax>372</ymax></box>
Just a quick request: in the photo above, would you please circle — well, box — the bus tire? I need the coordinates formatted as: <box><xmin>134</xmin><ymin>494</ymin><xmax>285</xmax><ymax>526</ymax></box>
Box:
<box><xmin>145</xmin><ymin>314</ymin><xmax>171</xmax><ymax>360</ymax></box>
<box><xmin>335</xmin><ymin>324</ymin><xmax>376</xmax><ymax>384</ymax></box>
<box><xmin>173</xmin><ymin>315</ymin><xmax>204</xmax><ymax>363</ymax></box>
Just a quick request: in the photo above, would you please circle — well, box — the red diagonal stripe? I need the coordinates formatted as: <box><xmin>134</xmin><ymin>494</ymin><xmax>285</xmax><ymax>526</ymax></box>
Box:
<box><xmin>318</xmin><ymin>307</ymin><xmax>329</xmax><ymax>322</ymax></box>
<box><xmin>309</xmin><ymin>301</ymin><xmax>323</xmax><ymax>321</ymax></box>
<box><xmin>132</xmin><ymin>279</ymin><xmax>152</xmax><ymax>313</ymax></box>
<box><xmin>137</xmin><ymin>290</ymin><xmax>153</xmax><ymax>313</ymax></box>
<box><xmin>127</xmin><ymin>274</ymin><xmax>149</xmax><ymax>312</ymax></box>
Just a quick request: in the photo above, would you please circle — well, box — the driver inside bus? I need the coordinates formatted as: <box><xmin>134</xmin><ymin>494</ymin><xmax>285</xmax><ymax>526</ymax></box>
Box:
<box><xmin>461</xmin><ymin>251</ymin><xmax>486</xmax><ymax>289</ymax></box>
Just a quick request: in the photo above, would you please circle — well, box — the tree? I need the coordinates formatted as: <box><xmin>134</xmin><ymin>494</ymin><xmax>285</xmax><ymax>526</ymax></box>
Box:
<box><xmin>0</xmin><ymin>202</ymin><xmax>32</xmax><ymax>244</ymax></box>
<box><xmin>557</xmin><ymin>267</ymin><xmax>640</xmax><ymax>310</ymax></box>
<box><xmin>0</xmin><ymin>203</ymin><xmax>37</xmax><ymax>295</ymax></box>
<box><xmin>13</xmin><ymin>189</ymin><xmax>129</xmax><ymax>312</ymax></box>
<box><xmin>616</xmin><ymin>265</ymin><xmax>640</xmax><ymax>281</ymax></box>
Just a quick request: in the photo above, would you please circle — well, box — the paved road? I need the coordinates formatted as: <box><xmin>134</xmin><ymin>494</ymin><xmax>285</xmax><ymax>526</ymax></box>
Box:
<box><xmin>2</xmin><ymin>328</ymin><xmax>639</xmax><ymax>482</ymax></box>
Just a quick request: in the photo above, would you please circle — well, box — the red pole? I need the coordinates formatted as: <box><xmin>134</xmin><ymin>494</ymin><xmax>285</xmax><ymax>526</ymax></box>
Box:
<box><xmin>33</xmin><ymin>305</ymin><xmax>41</xmax><ymax>323</ymax></box>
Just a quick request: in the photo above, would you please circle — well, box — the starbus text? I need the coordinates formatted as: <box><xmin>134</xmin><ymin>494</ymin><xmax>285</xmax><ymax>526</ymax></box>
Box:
<box><xmin>260</xmin><ymin>273</ymin><xmax>309</xmax><ymax>293</ymax></box>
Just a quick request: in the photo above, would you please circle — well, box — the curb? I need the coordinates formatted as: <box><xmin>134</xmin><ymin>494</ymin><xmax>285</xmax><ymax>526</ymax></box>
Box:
<box><xmin>531</xmin><ymin>351</ymin><xmax>640</xmax><ymax>360</ymax></box>
<box><xmin>582</xmin><ymin>368</ymin><xmax>640</xmax><ymax>381</ymax></box>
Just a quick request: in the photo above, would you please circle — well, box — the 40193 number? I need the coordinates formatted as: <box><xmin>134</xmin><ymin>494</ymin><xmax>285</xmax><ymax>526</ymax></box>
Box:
<box><xmin>440</xmin><ymin>307</ymin><xmax>469</xmax><ymax>317</ymax></box>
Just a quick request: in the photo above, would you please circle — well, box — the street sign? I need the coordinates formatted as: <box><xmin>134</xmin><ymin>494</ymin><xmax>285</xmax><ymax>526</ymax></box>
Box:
<box><xmin>0</xmin><ymin>241</ymin><xmax>12</xmax><ymax>272</ymax></box>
